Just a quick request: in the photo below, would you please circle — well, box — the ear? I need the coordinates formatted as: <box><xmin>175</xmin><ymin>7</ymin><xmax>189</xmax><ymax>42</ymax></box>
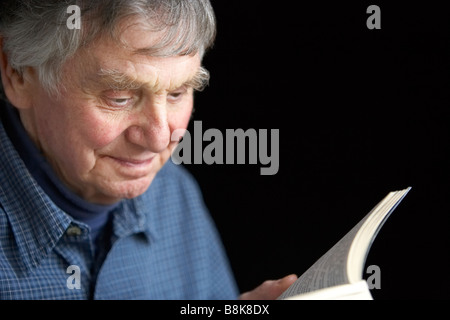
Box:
<box><xmin>0</xmin><ymin>38</ymin><xmax>35</xmax><ymax>109</ymax></box>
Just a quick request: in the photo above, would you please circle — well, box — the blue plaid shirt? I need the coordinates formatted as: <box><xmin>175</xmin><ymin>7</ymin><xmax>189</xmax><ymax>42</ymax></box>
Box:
<box><xmin>0</xmin><ymin>109</ymin><xmax>239</xmax><ymax>300</ymax></box>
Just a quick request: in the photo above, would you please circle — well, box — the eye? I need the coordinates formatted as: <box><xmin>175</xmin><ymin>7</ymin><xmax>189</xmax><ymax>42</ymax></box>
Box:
<box><xmin>167</xmin><ymin>87</ymin><xmax>189</xmax><ymax>103</ymax></box>
<box><xmin>111</xmin><ymin>98</ymin><xmax>130</xmax><ymax>107</ymax></box>
<box><xmin>102</xmin><ymin>91</ymin><xmax>135</xmax><ymax>108</ymax></box>
<box><xmin>105</xmin><ymin>97</ymin><xmax>133</xmax><ymax>108</ymax></box>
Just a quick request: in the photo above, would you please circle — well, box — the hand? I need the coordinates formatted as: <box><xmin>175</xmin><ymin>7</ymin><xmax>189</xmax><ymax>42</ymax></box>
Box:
<box><xmin>238</xmin><ymin>274</ymin><xmax>298</xmax><ymax>300</ymax></box>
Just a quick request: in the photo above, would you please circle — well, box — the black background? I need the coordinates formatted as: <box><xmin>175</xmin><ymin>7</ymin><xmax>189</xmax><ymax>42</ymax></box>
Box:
<box><xmin>183</xmin><ymin>1</ymin><xmax>450</xmax><ymax>299</ymax></box>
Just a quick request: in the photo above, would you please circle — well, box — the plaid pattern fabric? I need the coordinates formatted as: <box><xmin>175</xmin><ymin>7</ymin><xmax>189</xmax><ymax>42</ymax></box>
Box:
<box><xmin>0</xmin><ymin>116</ymin><xmax>239</xmax><ymax>300</ymax></box>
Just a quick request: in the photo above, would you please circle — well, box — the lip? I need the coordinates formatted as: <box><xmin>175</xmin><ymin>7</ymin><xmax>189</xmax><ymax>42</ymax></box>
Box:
<box><xmin>109</xmin><ymin>156</ymin><xmax>155</xmax><ymax>167</ymax></box>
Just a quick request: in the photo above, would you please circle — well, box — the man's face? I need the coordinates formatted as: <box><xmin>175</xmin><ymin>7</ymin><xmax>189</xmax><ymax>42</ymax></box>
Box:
<box><xmin>22</xmin><ymin>22</ymin><xmax>201</xmax><ymax>204</ymax></box>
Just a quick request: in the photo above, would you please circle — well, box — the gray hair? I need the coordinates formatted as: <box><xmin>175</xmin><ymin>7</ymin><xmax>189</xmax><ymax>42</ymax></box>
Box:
<box><xmin>0</xmin><ymin>0</ymin><xmax>216</xmax><ymax>98</ymax></box>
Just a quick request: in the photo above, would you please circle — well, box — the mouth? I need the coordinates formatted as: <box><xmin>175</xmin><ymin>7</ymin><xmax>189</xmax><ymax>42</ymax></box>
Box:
<box><xmin>104</xmin><ymin>155</ymin><xmax>157</xmax><ymax>179</ymax></box>
<box><xmin>109</xmin><ymin>156</ymin><xmax>155</xmax><ymax>167</ymax></box>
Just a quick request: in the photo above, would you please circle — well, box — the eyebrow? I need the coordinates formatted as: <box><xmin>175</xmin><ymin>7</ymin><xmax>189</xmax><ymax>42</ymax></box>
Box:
<box><xmin>95</xmin><ymin>66</ymin><xmax>210</xmax><ymax>92</ymax></box>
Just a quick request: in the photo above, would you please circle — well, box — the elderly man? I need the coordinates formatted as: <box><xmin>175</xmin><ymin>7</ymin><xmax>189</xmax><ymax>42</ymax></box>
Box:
<box><xmin>0</xmin><ymin>0</ymin><xmax>296</xmax><ymax>299</ymax></box>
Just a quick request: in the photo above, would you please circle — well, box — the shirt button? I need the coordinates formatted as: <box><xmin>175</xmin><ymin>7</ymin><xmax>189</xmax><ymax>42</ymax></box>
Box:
<box><xmin>66</xmin><ymin>226</ymin><xmax>82</xmax><ymax>236</ymax></box>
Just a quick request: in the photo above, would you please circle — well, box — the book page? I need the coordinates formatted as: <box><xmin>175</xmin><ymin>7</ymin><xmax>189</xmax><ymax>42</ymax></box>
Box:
<box><xmin>278</xmin><ymin>217</ymin><xmax>367</xmax><ymax>299</ymax></box>
<box><xmin>347</xmin><ymin>187</ymin><xmax>411</xmax><ymax>283</ymax></box>
<box><xmin>278</xmin><ymin>187</ymin><xmax>411</xmax><ymax>300</ymax></box>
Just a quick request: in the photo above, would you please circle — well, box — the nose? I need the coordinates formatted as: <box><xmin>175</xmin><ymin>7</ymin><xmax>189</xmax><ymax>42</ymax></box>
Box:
<box><xmin>125</xmin><ymin>98</ymin><xmax>171</xmax><ymax>152</ymax></box>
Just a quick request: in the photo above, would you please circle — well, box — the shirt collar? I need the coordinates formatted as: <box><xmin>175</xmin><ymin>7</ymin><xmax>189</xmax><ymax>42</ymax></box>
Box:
<box><xmin>112</xmin><ymin>197</ymin><xmax>150</xmax><ymax>240</ymax></box>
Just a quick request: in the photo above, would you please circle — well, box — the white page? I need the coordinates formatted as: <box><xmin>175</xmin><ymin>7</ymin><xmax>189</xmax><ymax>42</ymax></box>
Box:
<box><xmin>278</xmin><ymin>187</ymin><xmax>411</xmax><ymax>300</ymax></box>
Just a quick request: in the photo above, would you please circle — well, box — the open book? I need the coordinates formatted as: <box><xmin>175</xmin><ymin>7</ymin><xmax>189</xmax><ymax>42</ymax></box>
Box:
<box><xmin>278</xmin><ymin>187</ymin><xmax>412</xmax><ymax>300</ymax></box>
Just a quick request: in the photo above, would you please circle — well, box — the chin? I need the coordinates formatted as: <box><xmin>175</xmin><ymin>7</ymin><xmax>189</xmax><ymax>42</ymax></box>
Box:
<box><xmin>120</xmin><ymin>177</ymin><xmax>155</xmax><ymax>199</ymax></box>
<box><xmin>95</xmin><ymin>175</ymin><xmax>155</xmax><ymax>204</ymax></box>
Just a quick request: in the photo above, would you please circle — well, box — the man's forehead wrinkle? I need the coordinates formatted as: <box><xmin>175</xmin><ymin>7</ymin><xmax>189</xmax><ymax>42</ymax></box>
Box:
<box><xmin>89</xmin><ymin>44</ymin><xmax>202</xmax><ymax>91</ymax></box>
<box><xmin>97</xmin><ymin>67</ymin><xmax>142</xmax><ymax>90</ymax></box>
<box><xmin>96</xmin><ymin>68</ymin><xmax>174</xmax><ymax>93</ymax></box>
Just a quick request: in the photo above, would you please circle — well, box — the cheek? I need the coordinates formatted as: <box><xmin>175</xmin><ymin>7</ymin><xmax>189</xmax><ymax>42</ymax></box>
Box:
<box><xmin>68</xmin><ymin>99</ymin><xmax>194</xmax><ymax>150</ymax></box>
<box><xmin>169</xmin><ymin>101</ymin><xmax>194</xmax><ymax>132</ymax></box>
<box><xmin>78</xmin><ymin>112</ymin><xmax>126</xmax><ymax>148</ymax></box>
<box><xmin>36</xmin><ymin>94</ymin><xmax>124</xmax><ymax>152</ymax></box>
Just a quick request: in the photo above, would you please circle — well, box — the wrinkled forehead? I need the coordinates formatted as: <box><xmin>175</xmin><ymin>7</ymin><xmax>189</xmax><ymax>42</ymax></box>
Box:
<box><xmin>116</xmin><ymin>18</ymin><xmax>179</xmax><ymax>56</ymax></box>
<box><xmin>98</xmin><ymin>12</ymin><xmax>206</xmax><ymax>59</ymax></box>
<box><xmin>76</xmin><ymin>31</ymin><xmax>203</xmax><ymax>94</ymax></box>
<box><xmin>95</xmin><ymin>56</ymin><xmax>202</xmax><ymax>93</ymax></box>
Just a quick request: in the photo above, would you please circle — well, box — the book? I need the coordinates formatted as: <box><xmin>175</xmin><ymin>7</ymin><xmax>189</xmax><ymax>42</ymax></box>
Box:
<box><xmin>277</xmin><ymin>187</ymin><xmax>412</xmax><ymax>300</ymax></box>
